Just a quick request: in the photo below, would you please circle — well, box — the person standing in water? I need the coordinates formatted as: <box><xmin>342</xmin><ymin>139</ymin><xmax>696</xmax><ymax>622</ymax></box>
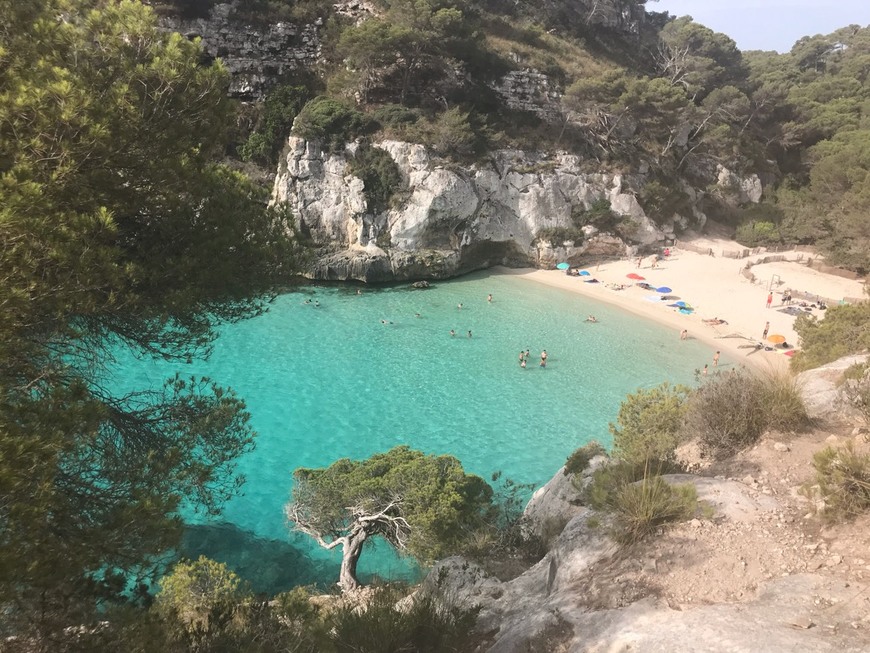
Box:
<box><xmin>487</xmin><ymin>293</ymin><xmax>492</xmax><ymax>303</ymax></box>
<box><xmin>540</xmin><ymin>350</ymin><xmax>548</xmax><ymax>367</ymax></box>
<box><xmin>450</xmin><ymin>329</ymin><xmax>455</xmax><ymax>337</ymax></box>
<box><xmin>467</xmin><ymin>330</ymin><xmax>472</xmax><ymax>338</ymax></box>
<box><xmin>713</xmin><ymin>350</ymin><xmax>720</xmax><ymax>367</ymax></box>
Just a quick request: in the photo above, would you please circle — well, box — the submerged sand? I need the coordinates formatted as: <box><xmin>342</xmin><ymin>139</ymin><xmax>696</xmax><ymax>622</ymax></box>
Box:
<box><xmin>500</xmin><ymin>240</ymin><xmax>865</xmax><ymax>373</ymax></box>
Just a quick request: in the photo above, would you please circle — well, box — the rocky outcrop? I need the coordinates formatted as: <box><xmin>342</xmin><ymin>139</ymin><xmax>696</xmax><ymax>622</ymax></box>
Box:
<box><xmin>422</xmin><ymin>470</ymin><xmax>869</xmax><ymax>652</ymax></box>
<box><xmin>272</xmin><ymin>137</ymin><xmax>678</xmax><ymax>281</ymax></box>
<box><xmin>797</xmin><ymin>353</ymin><xmax>870</xmax><ymax>421</ymax></box>
<box><xmin>492</xmin><ymin>70</ymin><xmax>563</xmax><ymax>122</ymax></box>
<box><xmin>155</xmin><ymin>2</ymin><xmax>321</xmax><ymax>99</ymax></box>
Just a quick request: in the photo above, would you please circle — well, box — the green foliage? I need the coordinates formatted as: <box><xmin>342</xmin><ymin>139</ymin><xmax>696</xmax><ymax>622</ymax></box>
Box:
<box><xmin>327</xmin><ymin>584</ymin><xmax>478</xmax><ymax>653</ymax></box>
<box><xmin>810</xmin><ymin>443</ymin><xmax>870</xmax><ymax>521</ymax></box>
<box><xmin>582</xmin><ymin>462</ymin><xmax>697</xmax><ymax>544</ymax></box>
<box><xmin>735</xmin><ymin>220</ymin><xmax>782</xmax><ymax>247</ymax></box>
<box><xmin>760</xmin><ymin>371</ymin><xmax>811</xmax><ymax>432</ymax></box>
<box><xmin>564</xmin><ymin>440</ymin><xmax>606</xmax><ymax>476</ymax></box>
<box><xmin>535</xmin><ymin>226</ymin><xmax>585</xmax><ymax>245</ymax></box>
<box><xmin>683</xmin><ymin>371</ymin><xmax>768</xmax><ymax>459</ymax></box>
<box><xmin>638</xmin><ymin>181</ymin><xmax>691</xmax><ymax>222</ymax></box>
<box><xmin>332</xmin><ymin>0</ymin><xmax>482</xmax><ymax>107</ymax></box>
<box><xmin>609</xmin><ymin>383</ymin><xmax>691</xmax><ymax>466</ymax></box>
<box><xmin>289</xmin><ymin>446</ymin><xmax>493</xmax><ymax>571</ymax></box>
<box><xmin>610</xmin><ymin>475</ymin><xmax>698</xmax><ymax>544</ymax></box>
<box><xmin>155</xmin><ymin>556</ymin><xmax>249</xmax><ymax>644</ymax></box>
<box><xmin>240</xmin><ymin>84</ymin><xmax>310</xmax><ymax>165</ymax></box>
<box><xmin>792</xmin><ymin>302</ymin><xmax>870</xmax><ymax>372</ymax></box>
<box><xmin>0</xmin><ymin>0</ymin><xmax>298</xmax><ymax>642</ymax></box>
<box><xmin>839</xmin><ymin>362</ymin><xmax>870</xmax><ymax>423</ymax></box>
<box><xmin>431</xmin><ymin>107</ymin><xmax>483</xmax><ymax>160</ymax></box>
<box><xmin>347</xmin><ymin>144</ymin><xmax>405</xmax><ymax>214</ymax></box>
<box><xmin>292</xmin><ymin>96</ymin><xmax>373</xmax><ymax>151</ymax></box>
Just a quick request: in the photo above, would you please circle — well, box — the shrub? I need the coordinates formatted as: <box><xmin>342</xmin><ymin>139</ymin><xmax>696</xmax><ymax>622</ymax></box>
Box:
<box><xmin>327</xmin><ymin>584</ymin><xmax>478</xmax><ymax>653</ymax></box>
<box><xmin>610</xmin><ymin>475</ymin><xmax>697</xmax><ymax>544</ymax></box>
<box><xmin>564</xmin><ymin>440</ymin><xmax>606</xmax><ymax>476</ymax></box>
<box><xmin>839</xmin><ymin>362</ymin><xmax>870</xmax><ymax>422</ymax></box>
<box><xmin>292</xmin><ymin>96</ymin><xmax>373</xmax><ymax>152</ymax></box>
<box><xmin>760</xmin><ymin>370</ymin><xmax>810</xmax><ymax>432</ymax></box>
<box><xmin>811</xmin><ymin>443</ymin><xmax>870</xmax><ymax>520</ymax></box>
<box><xmin>241</xmin><ymin>84</ymin><xmax>310</xmax><ymax>165</ymax></box>
<box><xmin>581</xmin><ymin>461</ymin><xmax>649</xmax><ymax>511</ymax></box>
<box><xmin>535</xmin><ymin>226</ymin><xmax>585</xmax><ymax>246</ymax></box>
<box><xmin>735</xmin><ymin>220</ymin><xmax>782</xmax><ymax>247</ymax></box>
<box><xmin>155</xmin><ymin>557</ymin><xmax>249</xmax><ymax>643</ymax></box>
<box><xmin>347</xmin><ymin>144</ymin><xmax>404</xmax><ymax>214</ymax></box>
<box><xmin>684</xmin><ymin>371</ymin><xmax>768</xmax><ymax>459</ymax></box>
<box><xmin>792</xmin><ymin>302</ymin><xmax>870</xmax><ymax>372</ymax></box>
<box><xmin>609</xmin><ymin>383</ymin><xmax>690</xmax><ymax>466</ymax></box>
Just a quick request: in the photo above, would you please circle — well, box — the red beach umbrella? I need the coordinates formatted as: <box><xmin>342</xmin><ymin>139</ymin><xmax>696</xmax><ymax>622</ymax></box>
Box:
<box><xmin>627</xmin><ymin>273</ymin><xmax>645</xmax><ymax>280</ymax></box>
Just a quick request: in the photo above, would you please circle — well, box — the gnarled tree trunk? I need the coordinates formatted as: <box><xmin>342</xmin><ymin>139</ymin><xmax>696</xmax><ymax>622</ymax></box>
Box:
<box><xmin>338</xmin><ymin>527</ymin><xmax>368</xmax><ymax>592</ymax></box>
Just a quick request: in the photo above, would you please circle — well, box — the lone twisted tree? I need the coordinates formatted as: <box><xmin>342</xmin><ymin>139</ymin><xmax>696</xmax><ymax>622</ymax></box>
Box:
<box><xmin>287</xmin><ymin>446</ymin><xmax>493</xmax><ymax>592</ymax></box>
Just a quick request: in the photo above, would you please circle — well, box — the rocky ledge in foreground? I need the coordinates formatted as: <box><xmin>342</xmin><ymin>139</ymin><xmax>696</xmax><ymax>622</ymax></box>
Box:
<box><xmin>421</xmin><ymin>465</ymin><xmax>869</xmax><ymax>652</ymax></box>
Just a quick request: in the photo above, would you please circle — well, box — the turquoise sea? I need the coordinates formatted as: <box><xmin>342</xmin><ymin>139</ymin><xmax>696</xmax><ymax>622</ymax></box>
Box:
<box><xmin>108</xmin><ymin>271</ymin><xmax>715</xmax><ymax>592</ymax></box>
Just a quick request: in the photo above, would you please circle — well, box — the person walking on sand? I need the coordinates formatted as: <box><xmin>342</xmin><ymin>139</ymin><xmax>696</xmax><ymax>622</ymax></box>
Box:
<box><xmin>636</xmin><ymin>256</ymin><xmax>643</xmax><ymax>268</ymax></box>
<box><xmin>713</xmin><ymin>351</ymin><xmax>720</xmax><ymax>367</ymax></box>
<box><xmin>766</xmin><ymin>292</ymin><xmax>773</xmax><ymax>309</ymax></box>
<box><xmin>762</xmin><ymin>321</ymin><xmax>769</xmax><ymax>340</ymax></box>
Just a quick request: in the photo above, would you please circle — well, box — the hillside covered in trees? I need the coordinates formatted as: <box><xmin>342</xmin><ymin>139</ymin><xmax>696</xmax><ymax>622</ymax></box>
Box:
<box><xmin>156</xmin><ymin>0</ymin><xmax>870</xmax><ymax>271</ymax></box>
<box><xmin>4</xmin><ymin>1</ymin><xmax>870</xmax><ymax>651</ymax></box>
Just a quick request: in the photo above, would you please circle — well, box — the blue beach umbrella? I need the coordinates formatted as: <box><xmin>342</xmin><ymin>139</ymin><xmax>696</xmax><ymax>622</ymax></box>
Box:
<box><xmin>556</xmin><ymin>262</ymin><xmax>570</xmax><ymax>270</ymax></box>
<box><xmin>679</xmin><ymin>308</ymin><xmax>694</xmax><ymax>314</ymax></box>
<box><xmin>674</xmin><ymin>301</ymin><xmax>687</xmax><ymax>307</ymax></box>
<box><xmin>579</xmin><ymin>270</ymin><xmax>591</xmax><ymax>276</ymax></box>
<box><xmin>656</xmin><ymin>286</ymin><xmax>672</xmax><ymax>293</ymax></box>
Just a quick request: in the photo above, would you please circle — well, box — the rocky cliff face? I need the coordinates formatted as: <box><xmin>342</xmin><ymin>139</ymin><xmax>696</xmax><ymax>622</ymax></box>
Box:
<box><xmin>154</xmin><ymin>2</ymin><xmax>322</xmax><ymax>99</ymax></box>
<box><xmin>271</xmin><ymin>137</ymin><xmax>679</xmax><ymax>281</ymax></box>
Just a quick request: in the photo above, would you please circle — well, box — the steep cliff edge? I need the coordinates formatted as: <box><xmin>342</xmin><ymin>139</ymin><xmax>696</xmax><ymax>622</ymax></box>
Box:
<box><xmin>271</xmin><ymin>137</ymin><xmax>710</xmax><ymax>281</ymax></box>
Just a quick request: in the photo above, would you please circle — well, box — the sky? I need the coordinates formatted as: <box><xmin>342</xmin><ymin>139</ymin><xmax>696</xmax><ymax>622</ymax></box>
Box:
<box><xmin>649</xmin><ymin>0</ymin><xmax>870</xmax><ymax>52</ymax></box>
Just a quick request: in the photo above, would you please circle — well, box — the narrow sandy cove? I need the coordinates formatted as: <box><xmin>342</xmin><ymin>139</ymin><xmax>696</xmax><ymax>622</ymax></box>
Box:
<box><xmin>498</xmin><ymin>241</ymin><xmax>866</xmax><ymax>374</ymax></box>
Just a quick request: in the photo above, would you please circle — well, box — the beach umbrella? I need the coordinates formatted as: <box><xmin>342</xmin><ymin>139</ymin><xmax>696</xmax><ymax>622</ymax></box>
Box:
<box><xmin>679</xmin><ymin>308</ymin><xmax>694</xmax><ymax>315</ymax></box>
<box><xmin>627</xmin><ymin>273</ymin><xmax>645</xmax><ymax>280</ymax></box>
<box><xmin>579</xmin><ymin>270</ymin><xmax>591</xmax><ymax>276</ymax></box>
<box><xmin>656</xmin><ymin>286</ymin><xmax>672</xmax><ymax>293</ymax></box>
<box><xmin>767</xmin><ymin>334</ymin><xmax>786</xmax><ymax>344</ymax></box>
<box><xmin>674</xmin><ymin>301</ymin><xmax>687</xmax><ymax>307</ymax></box>
<box><xmin>556</xmin><ymin>262</ymin><xmax>570</xmax><ymax>270</ymax></box>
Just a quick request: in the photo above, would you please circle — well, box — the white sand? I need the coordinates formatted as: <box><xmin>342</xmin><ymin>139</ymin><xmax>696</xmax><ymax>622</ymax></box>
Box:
<box><xmin>499</xmin><ymin>241</ymin><xmax>866</xmax><ymax>373</ymax></box>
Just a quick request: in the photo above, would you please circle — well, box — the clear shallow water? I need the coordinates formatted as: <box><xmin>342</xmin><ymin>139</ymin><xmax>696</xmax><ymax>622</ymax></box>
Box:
<box><xmin>108</xmin><ymin>271</ymin><xmax>714</xmax><ymax>592</ymax></box>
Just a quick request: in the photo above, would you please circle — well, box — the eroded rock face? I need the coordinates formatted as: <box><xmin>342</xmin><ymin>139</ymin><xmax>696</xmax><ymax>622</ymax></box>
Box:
<box><xmin>272</xmin><ymin>137</ymin><xmax>672</xmax><ymax>281</ymax></box>
<box><xmin>423</xmin><ymin>470</ymin><xmax>868</xmax><ymax>652</ymax></box>
<box><xmin>156</xmin><ymin>2</ymin><xmax>321</xmax><ymax>99</ymax></box>
<box><xmin>797</xmin><ymin>353</ymin><xmax>870</xmax><ymax>421</ymax></box>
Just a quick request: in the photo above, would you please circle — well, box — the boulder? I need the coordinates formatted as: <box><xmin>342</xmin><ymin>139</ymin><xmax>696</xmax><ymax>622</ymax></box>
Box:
<box><xmin>797</xmin><ymin>353</ymin><xmax>870</xmax><ymax>421</ymax></box>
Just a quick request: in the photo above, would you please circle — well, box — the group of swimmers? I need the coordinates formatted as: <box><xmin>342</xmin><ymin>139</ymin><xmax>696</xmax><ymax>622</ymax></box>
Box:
<box><xmin>518</xmin><ymin>349</ymin><xmax>548</xmax><ymax>369</ymax></box>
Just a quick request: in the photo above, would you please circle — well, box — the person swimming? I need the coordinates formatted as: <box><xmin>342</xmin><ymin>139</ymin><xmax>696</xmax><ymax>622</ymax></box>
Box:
<box><xmin>450</xmin><ymin>329</ymin><xmax>456</xmax><ymax>337</ymax></box>
<box><xmin>585</xmin><ymin>315</ymin><xmax>598</xmax><ymax>323</ymax></box>
<box><xmin>467</xmin><ymin>330</ymin><xmax>472</xmax><ymax>338</ymax></box>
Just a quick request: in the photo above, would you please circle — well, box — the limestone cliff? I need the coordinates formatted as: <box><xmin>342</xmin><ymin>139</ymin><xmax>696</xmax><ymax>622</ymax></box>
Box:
<box><xmin>272</xmin><ymin>137</ymin><xmax>685</xmax><ymax>281</ymax></box>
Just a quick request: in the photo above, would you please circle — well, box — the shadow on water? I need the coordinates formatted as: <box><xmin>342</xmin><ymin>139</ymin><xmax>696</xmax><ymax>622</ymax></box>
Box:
<box><xmin>180</xmin><ymin>523</ymin><xmax>340</xmax><ymax>595</ymax></box>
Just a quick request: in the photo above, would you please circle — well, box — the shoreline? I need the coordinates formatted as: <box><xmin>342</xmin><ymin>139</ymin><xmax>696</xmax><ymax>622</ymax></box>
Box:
<box><xmin>495</xmin><ymin>246</ymin><xmax>864</xmax><ymax>375</ymax></box>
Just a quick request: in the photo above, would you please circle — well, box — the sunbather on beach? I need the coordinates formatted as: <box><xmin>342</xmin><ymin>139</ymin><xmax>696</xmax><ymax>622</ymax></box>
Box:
<box><xmin>702</xmin><ymin>317</ymin><xmax>728</xmax><ymax>325</ymax></box>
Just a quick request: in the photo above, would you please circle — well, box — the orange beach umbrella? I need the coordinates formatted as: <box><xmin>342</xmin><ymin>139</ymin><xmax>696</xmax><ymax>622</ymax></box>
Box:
<box><xmin>767</xmin><ymin>334</ymin><xmax>786</xmax><ymax>344</ymax></box>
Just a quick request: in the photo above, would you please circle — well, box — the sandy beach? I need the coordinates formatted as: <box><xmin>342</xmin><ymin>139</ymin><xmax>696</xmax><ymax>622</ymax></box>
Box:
<box><xmin>500</xmin><ymin>239</ymin><xmax>866</xmax><ymax>374</ymax></box>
